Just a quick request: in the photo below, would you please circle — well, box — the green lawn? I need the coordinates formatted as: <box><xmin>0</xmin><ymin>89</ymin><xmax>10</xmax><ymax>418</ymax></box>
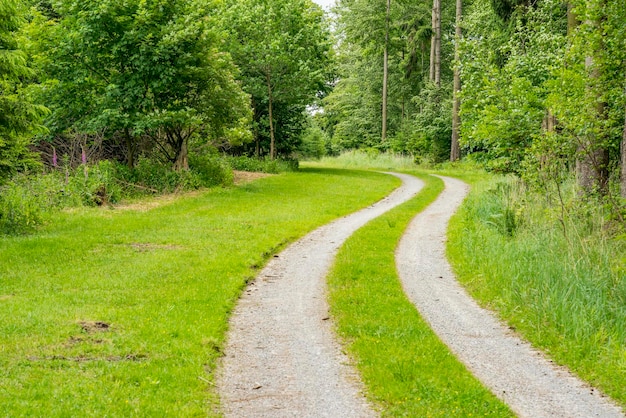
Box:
<box><xmin>0</xmin><ymin>168</ymin><xmax>399</xmax><ymax>416</ymax></box>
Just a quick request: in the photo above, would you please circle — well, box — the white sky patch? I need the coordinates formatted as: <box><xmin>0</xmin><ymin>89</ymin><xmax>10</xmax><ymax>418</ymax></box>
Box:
<box><xmin>311</xmin><ymin>0</ymin><xmax>336</xmax><ymax>10</ymax></box>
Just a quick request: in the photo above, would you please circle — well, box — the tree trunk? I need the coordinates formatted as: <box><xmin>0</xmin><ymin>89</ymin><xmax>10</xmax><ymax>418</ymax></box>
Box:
<box><xmin>450</xmin><ymin>0</ymin><xmax>462</xmax><ymax>162</ymax></box>
<box><xmin>382</xmin><ymin>0</ymin><xmax>390</xmax><ymax>142</ymax></box>
<box><xmin>173</xmin><ymin>134</ymin><xmax>189</xmax><ymax>171</ymax></box>
<box><xmin>621</xmin><ymin>85</ymin><xmax>626</xmax><ymax>199</ymax></box>
<box><xmin>124</xmin><ymin>127</ymin><xmax>135</xmax><ymax>169</ymax></box>
<box><xmin>429</xmin><ymin>0</ymin><xmax>441</xmax><ymax>86</ymax></box>
<box><xmin>577</xmin><ymin>8</ymin><xmax>609</xmax><ymax>195</ymax></box>
<box><xmin>267</xmin><ymin>72</ymin><xmax>276</xmax><ymax>160</ymax></box>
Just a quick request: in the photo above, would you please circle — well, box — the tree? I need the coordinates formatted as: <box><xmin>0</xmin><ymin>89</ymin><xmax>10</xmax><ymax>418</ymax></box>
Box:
<box><xmin>429</xmin><ymin>0</ymin><xmax>441</xmax><ymax>86</ymax></box>
<box><xmin>0</xmin><ymin>0</ymin><xmax>46</xmax><ymax>181</ymax></box>
<box><xmin>382</xmin><ymin>0</ymin><xmax>391</xmax><ymax>142</ymax></box>
<box><xmin>222</xmin><ymin>0</ymin><xmax>332</xmax><ymax>159</ymax></box>
<box><xmin>33</xmin><ymin>0</ymin><xmax>251</xmax><ymax>169</ymax></box>
<box><xmin>450</xmin><ymin>0</ymin><xmax>462</xmax><ymax>161</ymax></box>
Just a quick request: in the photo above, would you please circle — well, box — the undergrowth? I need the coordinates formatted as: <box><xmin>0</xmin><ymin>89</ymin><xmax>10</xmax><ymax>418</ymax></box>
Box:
<box><xmin>447</xmin><ymin>174</ymin><xmax>626</xmax><ymax>408</ymax></box>
<box><xmin>310</xmin><ymin>150</ymin><xmax>415</xmax><ymax>170</ymax></box>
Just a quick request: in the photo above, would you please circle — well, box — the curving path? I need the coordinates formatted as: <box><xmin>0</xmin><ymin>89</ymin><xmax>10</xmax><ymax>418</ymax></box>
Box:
<box><xmin>396</xmin><ymin>175</ymin><xmax>624</xmax><ymax>418</ymax></box>
<box><xmin>216</xmin><ymin>173</ymin><xmax>424</xmax><ymax>417</ymax></box>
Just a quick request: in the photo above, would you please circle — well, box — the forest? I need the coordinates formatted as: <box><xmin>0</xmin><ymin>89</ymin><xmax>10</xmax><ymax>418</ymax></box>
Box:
<box><xmin>1</xmin><ymin>0</ymin><xmax>625</xmax><ymax>414</ymax></box>
<box><xmin>1</xmin><ymin>0</ymin><xmax>625</xmax><ymax>232</ymax></box>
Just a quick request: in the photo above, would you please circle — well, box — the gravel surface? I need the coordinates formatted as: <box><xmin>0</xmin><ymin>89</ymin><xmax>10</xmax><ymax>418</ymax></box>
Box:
<box><xmin>216</xmin><ymin>173</ymin><xmax>424</xmax><ymax>417</ymax></box>
<box><xmin>396</xmin><ymin>175</ymin><xmax>624</xmax><ymax>418</ymax></box>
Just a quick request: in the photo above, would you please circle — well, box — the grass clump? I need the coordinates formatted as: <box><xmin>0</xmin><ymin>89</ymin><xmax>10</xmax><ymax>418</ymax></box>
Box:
<box><xmin>328</xmin><ymin>172</ymin><xmax>513</xmax><ymax>416</ymax></box>
<box><xmin>447</xmin><ymin>174</ymin><xmax>626</xmax><ymax>408</ymax></box>
<box><xmin>0</xmin><ymin>168</ymin><xmax>399</xmax><ymax>416</ymax></box>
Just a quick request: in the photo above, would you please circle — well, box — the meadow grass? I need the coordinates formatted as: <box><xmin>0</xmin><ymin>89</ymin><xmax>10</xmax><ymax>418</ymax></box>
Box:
<box><xmin>446</xmin><ymin>174</ymin><xmax>626</xmax><ymax>409</ymax></box>
<box><xmin>309</xmin><ymin>150</ymin><xmax>416</xmax><ymax>171</ymax></box>
<box><xmin>327</xmin><ymin>171</ymin><xmax>513</xmax><ymax>417</ymax></box>
<box><xmin>0</xmin><ymin>168</ymin><xmax>399</xmax><ymax>416</ymax></box>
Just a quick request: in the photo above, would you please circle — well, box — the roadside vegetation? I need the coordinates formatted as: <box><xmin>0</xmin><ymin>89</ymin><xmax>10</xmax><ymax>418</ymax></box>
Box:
<box><xmin>446</xmin><ymin>172</ymin><xmax>626</xmax><ymax>408</ymax></box>
<box><xmin>0</xmin><ymin>168</ymin><xmax>399</xmax><ymax>415</ymax></box>
<box><xmin>327</xmin><ymin>171</ymin><xmax>513</xmax><ymax>416</ymax></box>
<box><xmin>321</xmin><ymin>153</ymin><xmax>624</xmax><ymax>411</ymax></box>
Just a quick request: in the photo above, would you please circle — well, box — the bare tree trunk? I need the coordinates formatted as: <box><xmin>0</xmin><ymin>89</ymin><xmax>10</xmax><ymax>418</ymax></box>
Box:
<box><xmin>382</xmin><ymin>0</ymin><xmax>390</xmax><ymax>142</ymax></box>
<box><xmin>173</xmin><ymin>138</ymin><xmax>189</xmax><ymax>171</ymax></box>
<box><xmin>429</xmin><ymin>0</ymin><xmax>440</xmax><ymax>86</ymax></box>
<box><xmin>124</xmin><ymin>127</ymin><xmax>135</xmax><ymax>169</ymax></box>
<box><xmin>267</xmin><ymin>72</ymin><xmax>276</xmax><ymax>160</ymax></box>
<box><xmin>577</xmin><ymin>9</ymin><xmax>609</xmax><ymax>195</ymax></box>
<box><xmin>621</xmin><ymin>84</ymin><xmax>626</xmax><ymax>199</ymax></box>
<box><xmin>450</xmin><ymin>0</ymin><xmax>462</xmax><ymax>162</ymax></box>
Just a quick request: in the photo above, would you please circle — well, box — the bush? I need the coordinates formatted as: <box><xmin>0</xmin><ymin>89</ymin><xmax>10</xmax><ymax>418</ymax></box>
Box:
<box><xmin>189</xmin><ymin>154</ymin><xmax>233</xmax><ymax>187</ymax></box>
<box><xmin>224</xmin><ymin>156</ymin><xmax>299</xmax><ymax>174</ymax></box>
<box><xmin>0</xmin><ymin>174</ymin><xmax>62</xmax><ymax>234</ymax></box>
<box><xmin>0</xmin><ymin>155</ymin><xmax>234</xmax><ymax>235</ymax></box>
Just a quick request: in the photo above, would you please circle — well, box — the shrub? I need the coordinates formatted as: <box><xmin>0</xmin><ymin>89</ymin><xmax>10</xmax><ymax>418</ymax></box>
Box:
<box><xmin>0</xmin><ymin>174</ymin><xmax>62</xmax><ymax>234</ymax></box>
<box><xmin>224</xmin><ymin>156</ymin><xmax>299</xmax><ymax>174</ymax></box>
<box><xmin>189</xmin><ymin>154</ymin><xmax>233</xmax><ymax>187</ymax></box>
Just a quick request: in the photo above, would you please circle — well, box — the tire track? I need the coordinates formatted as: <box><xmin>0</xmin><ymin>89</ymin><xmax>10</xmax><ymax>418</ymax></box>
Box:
<box><xmin>396</xmin><ymin>175</ymin><xmax>624</xmax><ymax>418</ymax></box>
<box><xmin>217</xmin><ymin>173</ymin><xmax>424</xmax><ymax>417</ymax></box>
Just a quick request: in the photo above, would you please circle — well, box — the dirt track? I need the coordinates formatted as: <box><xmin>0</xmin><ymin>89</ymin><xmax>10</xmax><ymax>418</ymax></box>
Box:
<box><xmin>396</xmin><ymin>175</ymin><xmax>623</xmax><ymax>418</ymax></box>
<box><xmin>216</xmin><ymin>173</ymin><xmax>424</xmax><ymax>417</ymax></box>
<box><xmin>217</xmin><ymin>172</ymin><xmax>624</xmax><ymax>418</ymax></box>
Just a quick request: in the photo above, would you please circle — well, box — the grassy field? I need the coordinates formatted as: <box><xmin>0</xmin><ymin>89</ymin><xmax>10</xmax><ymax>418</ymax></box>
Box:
<box><xmin>0</xmin><ymin>168</ymin><xmax>399</xmax><ymax>416</ymax></box>
<box><xmin>328</xmin><ymin>171</ymin><xmax>513</xmax><ymax>417</ymax></box>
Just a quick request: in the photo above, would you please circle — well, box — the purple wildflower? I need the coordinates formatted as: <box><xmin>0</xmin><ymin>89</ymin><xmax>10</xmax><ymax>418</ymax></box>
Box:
<box><xmin>52</xmin><ymin>148</ymin><xmax>58</xmax><ymax>167</ymax></box>
<box><xmin>81</xmin><ymin>147</ymin><xmax>87</xmax><ymax>165</ymax></box>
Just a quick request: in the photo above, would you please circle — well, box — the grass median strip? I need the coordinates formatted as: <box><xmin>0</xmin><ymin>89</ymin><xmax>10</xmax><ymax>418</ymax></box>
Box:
<box><xmin>328</xmin><ymin>172</ymin><xmax>513</xmax><ymax>417</ymax></box>
<box><xmin>0</xmin><ymin>168</ymin><xmax>398</xmax><ymax>416</ymax></box>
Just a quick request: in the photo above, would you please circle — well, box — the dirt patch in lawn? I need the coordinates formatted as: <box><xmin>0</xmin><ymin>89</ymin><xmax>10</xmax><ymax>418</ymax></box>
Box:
<box><xmin>233</xmin><ymin>170</ymin><xmax>273</xmax><ymax>185</ymax></box>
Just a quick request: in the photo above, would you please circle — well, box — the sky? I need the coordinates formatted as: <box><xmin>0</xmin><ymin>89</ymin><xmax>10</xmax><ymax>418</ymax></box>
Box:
<box><xmin>312</xmin><ymin>0</ymin><xmax>336</xmax><ymax>10</ymax></box>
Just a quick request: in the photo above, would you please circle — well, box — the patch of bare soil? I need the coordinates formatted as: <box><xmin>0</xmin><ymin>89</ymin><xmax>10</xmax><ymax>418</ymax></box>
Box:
<box><xmin>396</xmin><ymin>175</ymin><xmax>624</xmax><ymax>418</ymax></box>
<box><xmin>233</xmin><ymin>170</ymin><xmax>273</xmax><ymax>185</ymax></box>
<box><xmin>114</xmin><ymin>191</ymin><xmax>203</xmax><ymax>212</ymax></box>
<box><xmin>78</xmin><ymin>321</ymin><xmax>110</xmax><ymax>334</ymax></box>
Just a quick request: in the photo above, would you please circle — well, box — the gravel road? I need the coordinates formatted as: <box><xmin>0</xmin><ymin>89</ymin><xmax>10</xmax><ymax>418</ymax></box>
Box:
<box><xmin>396</xmin><ymin>175</ymin><xmax>624</xmax><ymax>418</ymax></box>
<box><xmin>216</xmin><ymin>173</ymin><xmax>424</xmax><ymax>417</ymax></box>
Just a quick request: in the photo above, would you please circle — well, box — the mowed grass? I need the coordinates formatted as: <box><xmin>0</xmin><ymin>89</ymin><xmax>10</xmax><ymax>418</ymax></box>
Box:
<box><xmin>327</xmin><ymin>172</ymin><xmax>513</xmax><ymax>417</ymax></box>
<box><xmin>0</xmin><ymin>168</ymin><xmax>399</xmax><ymax>416</ymax></box>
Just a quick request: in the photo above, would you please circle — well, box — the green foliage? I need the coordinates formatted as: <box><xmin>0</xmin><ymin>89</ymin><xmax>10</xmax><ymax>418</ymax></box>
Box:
<box><xmin>311</xmin><ymin>150</ymin><xmax>415</xmax><ymax>170</ymax></box>
<box><xmin>448</xmin><ymin>173</ymin><xmax>626</xmax><ymax>407</ymax></box>
<box><xmin>460</xmin><ymin>0</ymin><xmax>566</xmax><ymax>174</ymax></box>
<box><xmin>297</xmin><ymin>118</ymin><xmax>329</xmax><ymax>159</ymax></box>
<box><xmin>30</xmin><ymin>0</ymin><xmax>251</xmax><ymax>167</ymax></box>
<box><xmin>0</xmin><ymin>154</ymin><xmax>235</xmax><ymax>234</ymax></box>
<box><xmin>0</xmin><ymin>172</ymin><xmax>59</xmax><ymax>234</ymax></box>
<box><xmin>221</xmin><ymin>0</ymin><xmax>333</xmax><ymax>158</ymax></box>
<box><xmin>0</xmin><ymin>0</ymin><xmax>47</xmax><ymax>182</ymax></box>
<box><xmin>225</xmin><ymin>155</ymin><xmax>299</xmax><ymax>174</ymax></box>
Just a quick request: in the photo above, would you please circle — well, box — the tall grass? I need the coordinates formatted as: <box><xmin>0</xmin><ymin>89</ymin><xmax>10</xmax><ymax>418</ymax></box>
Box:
<box><xmin>447</xmin><ymin>175</ymin><xmax>626</xmax><ymax>408</ymax></box>
<box><xmin>310</xmin><ymin>150</ymin><xmax>416</xmax><ymax>170</ymax></box>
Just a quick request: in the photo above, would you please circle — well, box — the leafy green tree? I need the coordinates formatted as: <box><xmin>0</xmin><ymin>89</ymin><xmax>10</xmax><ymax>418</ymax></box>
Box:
<box><xmin>326</xmin><ymin>0</ymin><xmax>432</xmax><ymax>152</ymax></box>
<box><xmin>0</xmin><ymin>0</ymin><xmax>46</xmax><ymax>181</ymax></box>
<box><xmin>32</xmin><ymin>0</ymin><xmax>251</xmax><ymax>169</ymax></box>
<box><xmin>221</xmin><ymin>0</ymin><xmax>332</xmax><ymax>159</ymax></box>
